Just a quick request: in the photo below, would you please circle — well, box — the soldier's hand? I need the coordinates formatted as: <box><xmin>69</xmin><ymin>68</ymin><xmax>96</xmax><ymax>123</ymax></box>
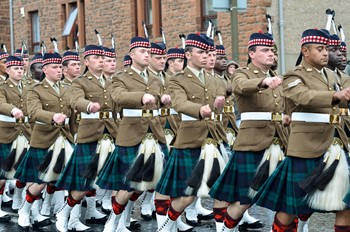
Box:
<box><xmin>89</xmin><ymin>102</ymin><xmax>101</xmax><ymax>113</ymax></box>
<box><xmin>161</xmin><ymin>94</ymin><xmax>171</xmax><ymax>105</ymax></box>
<box><xmin>142</xmin><ymin>93</ymin><xmax>156</xmax><ymax>105</ymax></box>
<box><xmin>283</xmin><ymin>114</ymin><xmax>291</xmax><ymax>126</ymax></box>
<box><xmin>333</xmin><ymin>87</ymin><xmax>350</xmax><ymax>101</ymax></box>
<box><xmin>200</xmin><ymin>104</ymin><xmax>212</xmax><ymax>118</ymax></box>
<box><xmin>226</xmin><ymin>86</ymin><xmax>233</xmax><ymax>96</ymax></box>
<box><xmin>214</xmin><ymin>96</ymin><xmax>225</xmax><ymax>110</ymax></box>
<box><xmin>261</xmin><ymin>77</ymin><xmax>282</xmax><ymax>89</ymax></box>
<box><xmin>12</xmin><ymin>108</ymin><xmax>24</xmax><ymax>119</ymax></box>
<box><xmin>53</xmin><ymin>113</ymin><xmax>67</xmax><ymax>125</ymax></box>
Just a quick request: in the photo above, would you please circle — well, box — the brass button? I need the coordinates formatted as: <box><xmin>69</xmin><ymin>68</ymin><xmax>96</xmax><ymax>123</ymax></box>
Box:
<box><xmin>60</xmin><ymin>105</ymin><xmax>63</xmax><ymax>108</ymax></box>
<box><xmin>146</xmin><ymin>87</ymin><xmax>150</xmax><ymax>90</ymax></box>
<box><xmin>20</xmin><ymin>99</ymin><xmax>23</xmax><ymax>102</ymax></box>
<box><xmin>226</xmin><ymin>100</ymin><xmax>229</xmax><ymax>103</ymax></box>
<box><xmin>103</xmin><ymin>90</ymin><xmax>107</xmax><ymax>93</ymax></box>
<box><xmin>45</xmin><ymin>104</ymin><xmax>49</xmax><ymax>106</ymax></box>
<box><xmin>89</xmin><ymin>95</ymin><xmax>92</xmax><ymax>97</ymax></box>
<box><xmin>205</xmin><ymin>89</ymin><xmax>208</xmax><ymax>92</ymax></box>
<box><xmin>104</xmin><ymin>102</ymin><xmax>108</xmax><ymax>105</ymax></box>
<box><xmin>104</xmin><ymin>96</ymin><xmax>107</xmax><ymax>99</ymax></box>
<box><xmin>60</xmin><ymin>98</ymin><xmax>62</xmax><ymax>101</ymax></box>
<box><xmin>20</xmin><ymin>105</ymin><xmax>23</xmax><ymax>107</ymax></box>
<box><xmin>273</xmin><ymin>94</ymin><xmax>277</xmax><ymax>98</ymax></box>
<box><xmin>333</xmin><ymin>107</ymin><xmax>336</xmax><ymax>110</ymax></box>
<box><xmin>329</xmin><ymin>87</ymin><xmax>332</xmax><ymax>91</ymax></box>
<box><xmin>206</xmin><ymin>96</ymin><xmax>209</xmax><ymax>100</ymax></box>
<box><xmin>275</xmin><ymin>102</ymin><xmax>278</xmax><ymax>106</ymax></box>
<box><xmin>192</xmin><ymin>96</ymin><xmax>195</xmax><ymax>99</ymax></box>
<box><xmin>258</xmin><ymin>90</ymin><xmax>262</xmax><ymax>94</ymax></box>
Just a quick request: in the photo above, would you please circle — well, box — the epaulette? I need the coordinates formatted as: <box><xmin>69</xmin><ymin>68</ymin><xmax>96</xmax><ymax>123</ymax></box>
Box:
<box><xmin>294</xmin><ymin>65</ymin><xmax>303</xmax><ymax>71</ymax></box>
<box><xmin>31</xmin><ymin>82</ymin><xmax>42</xmax><ymax>88</ymax></box>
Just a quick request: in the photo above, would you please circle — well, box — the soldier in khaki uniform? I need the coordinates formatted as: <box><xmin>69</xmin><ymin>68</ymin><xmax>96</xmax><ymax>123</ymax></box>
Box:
<box><xmin>14</xmin><ymin>48</ymin><xmax>32</xmax><ymax>83</ymax></box>
<box><xmin>0</xmin><ymin>56</ymin><xmax>30</xmax><ymax>223</ymax></box>
<box><xmin>253</xmin><ymin>29</ymin><xmax>350</xmax><ymax>232</ymax></box>
<box><xmin>0</xmin><ymin>52</ymin><xmax>9</xmax><ymax>84</ymax></box>
<box><xmin>15</xmin><ymin>52</ymin><xmax>74</xmax><ymax>230</ymax></box>
<box><xmin>102</xmin><ymin>47</ymin><xmax>117</xmax><ymax>80</ymax></box>
<box><xmin>209</xmin><ymin>32</ymin><xmax>289</xmax><ymax>232</ymax></box>
<box><xmin>165</xmin><ymin>47</ymin><xmax>185</xmax><ymax>76</ymax></box>
<box><xmin>55</xmin><ymin>45</ymin><xmax>118</xmax><ymax>232</ymax></box>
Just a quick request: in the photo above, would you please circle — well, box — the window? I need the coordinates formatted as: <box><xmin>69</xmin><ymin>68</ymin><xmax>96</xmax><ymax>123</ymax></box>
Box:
<box><xmin>31</xmin><ymin>11</ymin><xmax>40</xmax><ymax>53</ymax></box>
<box><xmin>201</xmin><ymin>0</ymin><xmax>218</xmax><ymax>31</ymax></box>
<box><xmin>136</xmin><ymin>0</ymin><xmax>161</xmax><ymax>38</ymax></box>
<box><xmin>62</xmin><ymin>0</ymin><xmax>85</xmax><ymax>50</ymax></box>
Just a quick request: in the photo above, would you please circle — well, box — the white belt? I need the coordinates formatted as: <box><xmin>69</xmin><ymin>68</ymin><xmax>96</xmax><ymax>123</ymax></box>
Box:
<box><xmin>0</xmin><ymin>114</ymin><xmax>28</xmax><ymax>123</ymax></box>
<box><xmin>291</xmin><ymin>112</ymin><xmax>340</xmax><ymax>124</ymax></box>
<box><xmin>158</xmin><ymin>108</ymin><xmax>178</xmax><ymax>116</ymax></box>
<box><xmin>36</xmin><ymin>118</ymin><xmax>70</xmax><ymax>125</ymax></box>
<box><xmin>81</xmin><ymin>112</ymin><xmax>113</xmax><ymax>119</ymax></box>
<box><xmin>123</xmin><ymin>109</ymin><xmax>159</xmax><ymax>117</ymax></box>
<box><xmin>241</xmin><ymin>112</ymin><xmax>283</xmax><ymax>121</ymax></box>
<box><xmin>181</xmin><ymin>112</ymin><xmax>222</xmax><ymax>121</ymax></box>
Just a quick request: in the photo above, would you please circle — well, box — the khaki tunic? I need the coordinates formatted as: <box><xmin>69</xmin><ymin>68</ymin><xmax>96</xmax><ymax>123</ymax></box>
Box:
<box><xmin>232</xmin><ymin>63</ymin><xmax>287</xmax><ymax>151</ymax></box>
<box><xmin>283</xmin><ymin>60</ymin><xmax>348</xmax><ymax>158</ymax></box>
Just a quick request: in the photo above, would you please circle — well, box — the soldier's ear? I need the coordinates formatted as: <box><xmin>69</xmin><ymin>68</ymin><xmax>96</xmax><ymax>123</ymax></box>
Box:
<box><xmin>301</xmin><ymin>45</ymin><xmax>309</xmax><ymax>57</ymax></box>
<box><xmin>5</xmin><ymin>67</ymin><xmax>10</xmax><ymax>75</ymax></box>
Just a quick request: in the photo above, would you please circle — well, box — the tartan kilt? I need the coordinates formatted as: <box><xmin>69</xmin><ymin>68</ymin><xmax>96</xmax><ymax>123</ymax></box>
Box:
<box><xmin>96</xmin><ymin>143</ymin><xmax>168</xmax><ymax>191</ymax></box>
<box><xmin>344</xmin><ymin>191</ymin><xmax>350</xmax><ymax>207</ymax></box>
<box><xmin>252</xmin><ymin>156</ymin><xmax>323</xmax><ymax>215</ymax></box>
<box><xmin>209</xmin><ymin>150</ymin><xmax>264</xmax><ymax>204</ymax></box>
<box><xmin>0</xmin><ymin>143</ymin><xmax>12</xmax><ymax>179</ymax></box>
<box><xmin>56</xmin><ymin>142</ymin><xmax>97</xmax><ymax>191</ymax></box>
<box><xmin>14</xmin><ymin>147</ymin><xmax>48</xmax><ymax>184</ymax></box>
<box><xmin>156</xmin><ymin>147</ymin><xmax>201</xmax><ymax>197</ymax></box>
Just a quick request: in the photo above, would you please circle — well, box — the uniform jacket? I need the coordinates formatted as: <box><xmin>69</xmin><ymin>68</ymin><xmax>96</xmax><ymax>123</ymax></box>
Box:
<box><xmin>169</xmin><ymin>66</ymin><xmax>227</xmax><ymax>149</ymax></box>
<box><xmin>61</xmin><ymin>78</ymin><xmax>79</xmax><ymax>136</ymax></box>
<box><xmin>283</xmin><ymin>60</ymin><xmax>348</xmax><ymax>158</ymax></box>
<box><xmin>70</xmin><ymin>71</ymin><xmax>118</xmax><ymax>143</ymax></box>
<box><xmin>232</xmin><ymin>63</ymin><xmax>287</xmax><ymax>151</ymax></box>
<box><xmin>0</xmin><ymin>80</ymin><xmax>31</xmax><ymax>143</ymax></box>
<box><xmin>112</xmin><ymin>67</ymin><xmax>166</xmax><ymax>146</ymax></box>
<box><xmin>27</xmin><ymin>79</ymin><xmax>73</xmax><ymax>148</ymax></box>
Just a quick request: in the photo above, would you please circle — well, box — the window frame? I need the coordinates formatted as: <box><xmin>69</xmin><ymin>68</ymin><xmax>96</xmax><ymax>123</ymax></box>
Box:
<box><xmin>30</xmin><ymin>11</ymin><xmax>40</xmax><ymax>53</ymax></box>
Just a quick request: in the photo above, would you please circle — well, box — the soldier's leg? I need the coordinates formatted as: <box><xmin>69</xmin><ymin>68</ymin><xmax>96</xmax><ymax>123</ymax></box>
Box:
<box><xmin>271</xmin><ymin>211</ymin><xmax>297</xmax><ymax>232</ymax></box>
<box><xmin>335</xmin><ymin>210</ymin><xmax>350</xmax><ymax>231</ymax></box>
<box><xmin>0</xmin><ymin>180</ymin><xmax>11</xmax><ymax>223</ymax></box>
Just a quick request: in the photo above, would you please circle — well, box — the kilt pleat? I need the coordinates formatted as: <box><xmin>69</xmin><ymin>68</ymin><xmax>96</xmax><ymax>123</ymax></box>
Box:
<box><xmin>14</xmin><ymin>147</ymin><xmax>48</xmax><ymax>184</ymax></box>
<box><xmin>156</xmin><ymin>147</ymin><xmax>201</xmax><ymax>197</ymax></box>
<box><xmin>96</xmin><ymin>143</ymin><xmax>168</xmax><ymax>191</ymax></box>
<box><xmin>56</xmin><ymin>143</ymin><xmax>97</xmax><ymax>191</ymax></box>
<box><xmin>0</xmin><ymin>143</ymin><xmax>12</xmax><ymax>179</ymax></box>
<box><xmin>209</xmin><ymin>150</ymin><xmax>264</xmax><ymax>204</ymax></box>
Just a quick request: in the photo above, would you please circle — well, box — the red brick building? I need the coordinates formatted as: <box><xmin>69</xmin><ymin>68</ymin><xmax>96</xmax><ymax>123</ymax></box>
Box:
<box><xmin>0</xmin><ymin>0</ymin><xmax>272</xmax><ymax>69</ymax></box>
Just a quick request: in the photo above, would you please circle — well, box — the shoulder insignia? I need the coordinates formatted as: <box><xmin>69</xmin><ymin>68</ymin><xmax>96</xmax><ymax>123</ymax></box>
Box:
<box><xmin>128</xmin><ymin>72</ymin><xmax>133</xmax><ymax>75</ymax></box>
<box><xmin>87</xmin><ymin>76</ymin><xmax>92</xmax><ymax>80</ymax></box>
<box><xmin>123</xmin><ymin>69</ymin><xmax>127</xmax><ymax>72</ymax></box>
<box><xmin>44</xmin><ymin>85</ymin><xmax>49</xmax><ymax>88</ymax></box>
<box><xmin>306</xmin><ymin>68</ymin><xmax>312</xmax><ymax>72</ymax></box>
<box><xmin>187</xmin><ymin>74</ymin><xmax>192</xmax><ymax>78</ymax></box>
<box><xmin>9</xmin><ymin>84</ymin><xmax>14</xmax><ymax>88</ymax></box>
<box><xmin>253</xmin><ymin>70</ymin><xmax>259</xmax><ymax>74</ymax></box>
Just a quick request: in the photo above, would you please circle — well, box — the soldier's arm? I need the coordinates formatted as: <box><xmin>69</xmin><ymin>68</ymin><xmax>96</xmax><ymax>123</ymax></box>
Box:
<box><xmin>169</xmin><ymin>77</ymin><xmax>202</xmax><ymax>119</ymax></box>
<box><xmin>232</xmin><ymin>70</ymin><xmax>266</xmax><ymax>95</ymax></box>
<box><xmin>0</xmin><ymin>86</ymin><xmax>16</xmax><ymax>116</ymax></box>
<box><xmin>283</xmin><ymin>72</ymin><xmax>335</xmax><ymax>108</ymax></box>
<box><xmin>112</xmin><ymin>76</ymin><xmax>144</xmax><ymax>108</ymax></box>
<box><xmin>70</xmin><ymin>79</ymin><xmax>91</xmax><ymax>113</ymax></box>
<box><xmin>27</xmin><ymin>87</ymin><xmax>55</xmax><ymax>124</ymax></box>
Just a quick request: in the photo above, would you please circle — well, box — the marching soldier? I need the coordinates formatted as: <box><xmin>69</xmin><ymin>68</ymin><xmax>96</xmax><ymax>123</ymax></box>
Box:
<box><xmin>55</xmin><ymin>44</ymin><xmax>118</xmax><ymax>232</ymax></box>
<box><xmin>253</xmin><ymin>28</ymin><xmax>350</xmax><ymax>232</ymax></box>
<box><xmin>29</xmin><ymin>53</ymin><xmax>43</xmax><ymax>83</ymax></box>
<box><xmin>14</xmin><ymin>52</ymin><xmax>74</xmax><ymax>230</ymax></box>
<box><xmin>164</xmin><ymin>47</ymin><xmax>185</xmax><ymax>76</ymax></box>
<box><xmin>14</xmin><ymin>48</ymin><xmax>31</xmax><ymax>82</ymax></box>
<box><xmin>209</xmin><ymin>32</ymin><xmax>289</xmax><ymax>231</ymax></box>
<box><xmin>102</xmin><ymin>47</ymin><xmax>117</xmax><ymax>80</ymax></box>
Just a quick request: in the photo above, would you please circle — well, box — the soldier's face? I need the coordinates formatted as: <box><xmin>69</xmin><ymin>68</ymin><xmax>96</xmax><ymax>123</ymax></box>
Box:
<box><xmin>31</xmin><ymin>63</ymin><xmax>43</xmax><ymax>81</ymax></box>
<box><xmin>215</xmin><ymin>55</ymin><xmax>227</xmax><ymax>72</ymax></box>
<box><xmin>206</xmin><ymin>51</ymin><xmax>217</xmax><ymax>70</ymax></box>
<box><xmin>0</xmin><ymin>58</ymin><xmax>6</xmax><ymax>75</ymax></box>
<box><xmin>103</xmin><ymin>57</ymin><xmax>117</xmax><ymax>76</ymax></box>
<box><xmin>43</xmin><ymin>64</ymin><xmax>62</xmax><ymax>82</ymax></box>
<box><xmin>328</xmin><ymin>45</ymin><xmax>343</xmax><ymax>69</ymax></box>
<box><xmin>6</xmin><ymin>66</ymin><xmax>24</xmax><ymax>82</ymax></box>
<box><xmin>249</xmin><ymin>46</ymin><xmax>274</xmax><ymax>69</ymax></box>
<box><xmin>227</xmin><ymin>64</ymin><xmax>236</xmax><ymax>75</ymax></box>
<box><xmin>23</xmin><ymin>58</ymin><xmax>29</xmax><ymax>71</ymax></box>
<box><xmin>338</xmin><ymin>50</ymin><xmax>348</xmax><ymax>71</ymax></box>
<box><xmin>186</xmin><ymin>47</ymin><xmax>208</xmax><ymax>70</ymax></box>
<box><xmin>130</xmin><ymin>47</ymin><xmax>150</xmax><ymax>68</ymax></box>
<box><xmin>169</xmin><ymin>58</ymin><xmax>184</xmax><ymax>73</ymax></box>
<box><xmin>149</xmin><ymin>54</ymin><xmax>166</xmax><ymax>72</ymax></box>
<box><xmin>302</xmin><ymin>44</ymin><xmax>328</xmax><ymax>69</ymax></box>
<box><xmin>85</xmin><ymin>55</ymin><xmax>104</xmax><ymax>73</ymax></box>
<box><xmin>64</xmin><ymin>60</ymin><xmax>81</xmax><ymax>79</ymax></box>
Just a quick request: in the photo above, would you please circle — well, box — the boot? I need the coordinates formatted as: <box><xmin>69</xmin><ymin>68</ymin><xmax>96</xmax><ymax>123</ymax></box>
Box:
<box><xmin>157</xmin><ymin>216</ymin><xmax>176</xmax><ymax>232</ymax></box>
<box><xmin>116</xmin><ymin>200</ymin><xmax>135</xmax><ymax>231</ymax></box>
<box><xmin>84</xmin><ymin>196</ymin><xmax>107</xmax><ymax>224</ymax></box>
<box><xmin>215</xmin><ymin>221</ymin><xmax>224</xmax><ymax>232</ymax></box>
<box><xmin>238</xmin><ymin>210</ymin><xmax>264</xmax><ymax>230</ymax></box>
<box><xmin>18</xmin><ymin>200</ymin><xmax>32</xmax><ymax>231</ymax></box>
<box><xmin>140</xmin><ymin>191</ymin><xmax>154</xmax><ymax>220</ymax></box>
<box><xmin>53</xmin><ymin>190</ymin><xmax>66</xmax><ymax>215</ymax></box>
<box><xmin>103</xmin><ymin>211</ymin><xmax>122</xmax><ymax>232</ymax></box>
<box><xmin>55</xmin><ymin>202</ymin><xmax>73</xmax><ymax>232</ymax></box>
<box><xmin>2</xmin><ymin>182</ymin><xmax>12</xmax><ymax>207</ymax></box>
<box><xmin>0</xmin><ymin>194</ymin><xmax>11</xmax><ymax>223</ymax></box>
<box><xmin>12</xmin><ymin>186</ymin><xmax>24</xmax><ymax>210</ymax></box>
<box><xmin>185</xmin><ymin>200</ymin><xmax>198</xmax><ymax>226</ymax></box>
<box><xmin>195</xmin><ymin>197</ymin><xmax>213</xmax><ymax>221</ymax></box>
<box><xmin>41</xmin><ymin>191</ymin><xmax>54</xmax><ymax>216</ymax></box>
<box><xmin>31</xmin><ymin>199</ymin><xmax>52</xmax><ymax>228</ymax></box>
<box><xmin>101</xmin><ymin>190</ymin><xmax>112</xmax><ymax>213</ymax></box>
<box><xmin>156</xmin><ymin>213</ymin><xmax>167</xmax><ymax>229</ymax></box>
<box><xmin>177</xmin><ymin>216</ymin><xmax>193</xmax><ymax>232</ymax></box>
<box><xmin>68</xmin><ymin>204</ymin><xmax>92</xmax><ymax>232</ymax></box>
<box><xmin>221</xmin><ymin>223</ymin><xmax>237</xmax><ymax>232</ymax></box>
<box><xmin>298</xmin><ymin>219</ymin><xmax>309</xmax><ymax>232</ymax></box>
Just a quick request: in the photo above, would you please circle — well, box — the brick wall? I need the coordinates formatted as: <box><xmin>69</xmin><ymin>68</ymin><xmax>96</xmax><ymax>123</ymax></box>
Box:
<box><xmin>0</xmin><ymin>0</ymin><xmax>10</xmax><ymax>52</ymax></box>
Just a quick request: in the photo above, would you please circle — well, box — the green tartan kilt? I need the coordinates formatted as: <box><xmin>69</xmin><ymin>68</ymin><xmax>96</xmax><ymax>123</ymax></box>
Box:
<box><xmin>56</xmin><ymin>142</ymin><xmax>97</xmax><ymax>191</ymax></box>
<box><xmin>96</xmin><ymin>143</ymin><xmax>168</xmax><ymax>191</ymax></box>
<box><xmin>253</xmin><ymin>156</ymin><xmax>324</xmax><ymax>215</ymax></box>
<box><xmin>156</xmin><ymin>147</ymin><xmax>201</xmax><ymax>197</ymax></box>
<box><xmin>0</xmin><ymin>143</ymin><xmax>12</xmax><ymax>179</ymax></box>
<box><xmin>209</xmin><ymin>150</ymin><xmax>264</xmax><ymax>204</ymax></box>
<box><xmin>14</xmin><ymin>147</ymin><xmax>48</xmax><ymax>184</ymax></box>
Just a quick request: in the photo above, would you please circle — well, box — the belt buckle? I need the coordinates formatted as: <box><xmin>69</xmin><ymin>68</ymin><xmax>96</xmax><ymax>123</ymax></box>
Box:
<box><xmin>99</xmin><ymin>112</ymin><xmax>109</xmax><ymax>119</ymax></box>
<box><xmin>272</xmin><ymin>112</ymin><xmax>282</xmax><ymax>121</ymax></box>
<box><xmin>160</xmin><ymin>108</ymin><xmax>170</xmax><ymax>116</ymax></box>
<box><xmin>224</xmin><ymin>106</ymin><xmax>233</xmax><ymax>113</ymax></box>
<box><xmin>340</xmin><ymin>108</ymin><xmax>348</xmax><ymax>116</ymax></box>
<box><xmin>142</xmin><ymin>109</ymin><xmax>153</xmax><ymax>118</ymax></box>
<box><xmin>329</xmin><ymin>114</ymin><xmax>340</xmax><ymax>124</ymax></box>
<box><xmin>332</xmin><ymin>137</ymin><xmax>344</xmax><ymax>148</ymax></box>
<box><xmin>16</xmin><ymin>117</ymin><xmax>24</xmax><ymax>124</ymax></box>
<box><xmin>76</xmin><ymin>114</ymin><xmax>81</xmax><ymax>122</ymax></box>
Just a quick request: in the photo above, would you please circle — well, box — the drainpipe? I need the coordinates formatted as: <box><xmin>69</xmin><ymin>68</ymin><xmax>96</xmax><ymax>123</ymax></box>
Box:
<box><xmin>278</xmin><ymin>0</ymin><xmax>285</xmax><ymax>74</ymax></box>
<box><xmin>9</xmin><ymin>0</ymin><xmax>14</xmax><ymax>54</ymax></box>
<box><xmin>230</xmin><ymin>0</ymin><xmax>239</xmax><ymax>62</ymax></box>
